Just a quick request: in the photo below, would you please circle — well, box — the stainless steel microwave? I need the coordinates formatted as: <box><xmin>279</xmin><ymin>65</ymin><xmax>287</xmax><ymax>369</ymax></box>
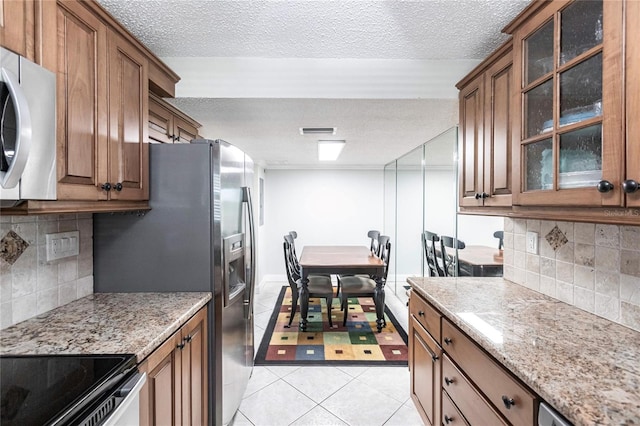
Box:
<box><xmin>0</xmin><ymin>47</ymin><xmax>56</xmax><ymax>207</ymax></box>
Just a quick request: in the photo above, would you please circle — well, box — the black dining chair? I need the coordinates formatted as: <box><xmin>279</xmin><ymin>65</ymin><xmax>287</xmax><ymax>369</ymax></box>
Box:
<box><xmin>335</xmin><ymin>230</ymin><xmax>381</xmax><ymax>297</ymax></box>
<box><xmin>440</xmin><ymin>236</ymin><xmax>466</xmax><ymax>277</ymax></box>
<box><xmin>422</xmin><ymin>231</ymin><xmax>444</xmax><ymax>277</ymax></box>
<box><xmin>338</xmin><ymin>236</ymin><xmax>391</xmax><ymax>327</ymax></box>
<box><xmin>494</xmin><ymin>230</ymin><xmax>504</xmax><ymax>250</ymax></box>
<box><xmin>283</xmin><ymin>238</ymin><xmax>334</xmax><ymax>328</ymax></box>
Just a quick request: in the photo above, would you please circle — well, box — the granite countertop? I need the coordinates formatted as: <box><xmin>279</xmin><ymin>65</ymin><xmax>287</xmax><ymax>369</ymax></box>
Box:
<box><xmin>0</xmin><ymin>292</ymin><xmax>211</xmax><ymax>362</ymax></box>
<box><xmin>408</xmin><ymin>277</ymin><xmax>640</xmax><ymax>426</ymax></box>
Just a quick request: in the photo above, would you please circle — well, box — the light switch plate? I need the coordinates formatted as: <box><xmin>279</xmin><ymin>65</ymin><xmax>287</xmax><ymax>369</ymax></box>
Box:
<box><xmin>526</xmin><ymin>231</ymin><xmax>539</xmax><ymax>254</ymax></box>
<box><xmin>46</xmin><ymin>231</ymin><xmax>80</xmax><ymax>261</ymax></box>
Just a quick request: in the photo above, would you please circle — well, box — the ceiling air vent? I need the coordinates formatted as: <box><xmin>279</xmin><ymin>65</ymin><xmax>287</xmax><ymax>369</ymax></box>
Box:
<box><xmin>299</xmin><ymin>127</ymin><xmax>336</xmax><ymax>135</ymax></box>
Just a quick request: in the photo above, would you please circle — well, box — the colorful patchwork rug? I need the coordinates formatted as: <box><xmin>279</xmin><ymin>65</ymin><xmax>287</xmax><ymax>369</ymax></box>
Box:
<box><xmin>255</xmin><ymin>286</ymin><xmax>408</xmax><ymax>366</ymax></box>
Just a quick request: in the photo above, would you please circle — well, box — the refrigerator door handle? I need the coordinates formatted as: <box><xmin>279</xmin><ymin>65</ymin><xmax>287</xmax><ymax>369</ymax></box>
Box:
<box><xmin>242</xmin><ymin>186</ymin><xmax>256</xmax><ymax>320</ymax></box>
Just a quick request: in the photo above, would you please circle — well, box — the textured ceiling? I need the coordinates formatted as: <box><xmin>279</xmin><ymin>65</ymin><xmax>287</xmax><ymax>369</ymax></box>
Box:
<box><xmin>96</xmin><ymin>0</ymin><xmax>531</xmax><ymax>167</ymax></box>
<box><xmin>168</xmin><ymin>98</ymin><xmax>458</xmax><ymax>168</ymax></box>
<box><xmin>98</xmin><ymin>0</ymin><xmax>528</xmax><ymax>60</ymax></box>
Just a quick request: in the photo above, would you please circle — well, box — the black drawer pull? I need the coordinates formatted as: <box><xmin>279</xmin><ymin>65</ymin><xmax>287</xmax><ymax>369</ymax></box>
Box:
<box><xmin>444</xmin><ymin>377</ymin><xmax>455</xmax><ymax>386</ymax></box>
<box><xmin>418</xmin><ymin>310</ymin><xmax>425</xmax><ymax>317</ymax></box>
<box><xmin>502</xmin><ymin>395</ymin><xmax>515</xmax><ymax>409</ymax></box>
<box><xmin>444</xmin><ymin>337</ymin><xmax>452</xmax><ymax>345</ymax></box>
<box><xmin>444</xmin><ymin>415</ymin><xmax>453</xmax><ymax>424</ymax></box>
<box><xmin>431</xmin><ymin>354</ymin><xmax>439</xmax><ymax>362</ymax></box>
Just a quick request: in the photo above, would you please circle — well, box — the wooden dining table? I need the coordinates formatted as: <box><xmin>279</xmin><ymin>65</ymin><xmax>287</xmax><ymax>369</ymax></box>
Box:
<box><xmin>298</xmin><ymin>245</ymin><xmax>387</xmax><ymax>332</ymax></box>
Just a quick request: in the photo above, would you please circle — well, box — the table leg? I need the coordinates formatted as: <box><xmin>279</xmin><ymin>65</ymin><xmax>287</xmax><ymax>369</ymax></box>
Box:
<box><xmin>374</xmin><ymin>277</ymin><xmax>386</xmax><ymax>332</ymax></box>
<box><xmin>299</xmin><ymin>273</ymin><xmax>309</xmax><ymax>332</ymax></box>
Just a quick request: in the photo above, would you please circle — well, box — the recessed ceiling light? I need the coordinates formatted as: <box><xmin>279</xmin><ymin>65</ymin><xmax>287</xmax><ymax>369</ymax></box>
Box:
<box><xmin>299</xmin><ymin>127</ymin><xmax>336</xmax><ymax>135</ymax></box>
<box><xmin>318</xmin><ymin>140</ymin><xmax>345</xmax><ymax>161</ymax></box>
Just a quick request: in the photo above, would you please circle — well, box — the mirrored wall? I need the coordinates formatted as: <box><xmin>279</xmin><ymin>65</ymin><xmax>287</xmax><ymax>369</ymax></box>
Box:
<box><xmin>383</xmin><ymin>126</ymin><xmax>504</xmax><ymax>298</ymax></box>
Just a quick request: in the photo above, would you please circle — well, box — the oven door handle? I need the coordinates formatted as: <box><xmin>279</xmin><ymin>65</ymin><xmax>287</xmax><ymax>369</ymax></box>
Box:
<box><xmin>101</xmin><ymin>372</ymin><xmax>146</xmax><ymax>426</ymax></box>
<box><xmin>116</xmin><ymin>371</ymin><xmax>146</xmax><ymax>398</ymax></box>
<box><xmin>1</xmin><ymin>67</ymin><xmax>32</xmax><ymax>189</ymax></box>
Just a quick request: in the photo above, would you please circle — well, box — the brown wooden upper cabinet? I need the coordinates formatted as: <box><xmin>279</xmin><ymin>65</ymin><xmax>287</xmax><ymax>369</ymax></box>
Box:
<box><xmin>506</xmin><ymin>0</ymin><xmax>638</xmax><ymax>208</ymax></box>
<box><xmin>56</xmin><ymin>0</ymin><xmax>148</xmax><ymax>201</ymax></box>
<box><xmin>149</xmin><ymin>94</ymin><xmax>201</xmax><ymax>144</ymax></box>
<box><xmin>0</xmin><ymin>0</ymin><xmax>33</xmax><ymax>59</ymax></box>
<box><xmin>457</xmin><ymin>41</ymin><xmax>513</xmax><ymax>208</ymax></box>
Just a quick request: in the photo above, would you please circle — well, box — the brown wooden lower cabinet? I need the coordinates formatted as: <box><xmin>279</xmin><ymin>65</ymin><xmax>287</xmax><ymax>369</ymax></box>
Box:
<box><xmin>409</xmin><ymin>298</ymin><xmax>441</xmax><ymax>425</ymax></box>
<box><xmin>409</xmin><ymin>291</ymin><xmax>538</xmax><ymax>426</ymax></box>
<box><xmin>442</xmin><ymin>392</ymin><xmax>469</xmax><ymax>426</ymax></box>
<box><xmin>139</xmin><ymin>306</ymin><xmax>208</xmax><ymax>426</ymax></box>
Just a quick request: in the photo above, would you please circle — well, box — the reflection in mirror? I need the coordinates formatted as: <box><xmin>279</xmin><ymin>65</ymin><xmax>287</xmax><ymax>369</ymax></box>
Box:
<box><xmin>457</xmin><ymin>215</ymin><xmax>504</xmax><ymax>277</ymax></box>
<box><xmin>384</xmin><ymin>125</ymin><xmax>505</xmax><ymax>301</ymax></box>
<box><xmin>384</xmin><ymin>127</ymin><xmax>459</xmax><ymax>299</ymax></box>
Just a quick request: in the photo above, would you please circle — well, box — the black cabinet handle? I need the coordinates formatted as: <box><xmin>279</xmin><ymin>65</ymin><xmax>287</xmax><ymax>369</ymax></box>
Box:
<box><xmin>474</xmin><ymin>192</ymin><xmax>481</xmax><ymax>199</ymax></box>
<box><xmin>184</xmin><ymin>334</ymin><xmax>192</xmax><ymax>343</ymax></box>
<box><xmin>177</xmin><ymin>342</ymin><xmax>185</xmax><ymax>350</ymax></box>
<box><xmin>101</xmin><ymin>183</ymin><xmax>111</xmax><ymax>192</ymax></box>
<box><xmin>502</xmin><ymin>395</ymin><xmax>515</xmax><ymax>409</ymax></box>
<box><xmin>113</xmin><ymin>182</ymin><xmax>123</xmax><ymax>192</ymax></box>
<box><xmin>444</xmin><ymin>376</ymin><xmax>454</xmax><ymax>386</ymax></box>
<box><xmin>444</xmin><ymin>415</ymin><xmax>453</xmax><ymax>424</ymax></box>
<box><xmin>444</xmin><ymin>337</ymin><xmax>452</xmax><ymax>345</ymax></box>
<box><xmin>597</xmin><ymin>180</ymin><xmax>614</xmax><ymax>193</ymax></box>
<box><xmin>622</xmin><ymin>179</ymin><xmax>639</xmax><ymax>193</ymax></box>
<box><xmin>431</xmin><ymin>354</ymin><xmax>439</xmax><ymax>362</ymax></box>
<box><xmin>418</xmin><ymin>310</ymin><xmax>425</xmax><ymax>317</ymax></box>
<box><xmin>475</xmin><ymin>192</ymin><xmax>489</xmax><ymax>199</ymax></box>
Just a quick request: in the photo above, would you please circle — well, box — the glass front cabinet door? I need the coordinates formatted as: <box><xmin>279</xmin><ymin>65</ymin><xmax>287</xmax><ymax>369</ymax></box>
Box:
<box><xmin>509</xmin><ymin>0</ymin><xmax>625</xmax><ymax>206</ymax></box>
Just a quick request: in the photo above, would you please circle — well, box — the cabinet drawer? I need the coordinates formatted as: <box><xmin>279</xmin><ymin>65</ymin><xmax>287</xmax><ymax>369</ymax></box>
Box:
<box><xmin>409</xmin><ymin>294</ymin><xmax>441</xmax><ymax>342</ymax></box>
<box><xmin>442</xmin><ymin>354</ymin><xmax>507</xmax><ymax>425</ymax></box>
<box><xmin>442</xmin><ymin>391</ymin><xmax>469</xmax><ymax>426</ymax></box>
<box><xmin>442</xmin><ymin>318</ymin><xmax>536</xmax><ymax>425</ymax></box>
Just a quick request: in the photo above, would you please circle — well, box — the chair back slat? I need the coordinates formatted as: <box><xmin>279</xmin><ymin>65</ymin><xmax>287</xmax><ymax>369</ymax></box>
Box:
<box><xmin>423</xmin><ymin>231</ymin><xmax>444</xmax><ymax>277</ymax></box>
<box><xmin>367</xmin><ymin>230</ymin><xmax>381</xmax><ymax>255</ymax></box>
<box><xmin>440</xmin><ymin>235</ymin><xmax>465</xmax><ymax>277</ymax></box>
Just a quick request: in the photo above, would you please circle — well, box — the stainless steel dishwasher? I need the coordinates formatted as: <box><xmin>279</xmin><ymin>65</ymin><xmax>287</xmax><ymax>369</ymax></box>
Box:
<box><xmin>538</xmin><ymin>402</ymin><xmax>572</xmax><ymax>426</ymax></box>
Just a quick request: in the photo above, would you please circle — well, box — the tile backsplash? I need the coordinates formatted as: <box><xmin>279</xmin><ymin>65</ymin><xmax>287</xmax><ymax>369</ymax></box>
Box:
<box><xmin>503</xmin><ymin>218</ymin><xmax>640</xmax><ymax>332</ymax></box>
<box><xmin>0</xmin><ymin>214</ymin><xmax>93</xmax><ymax>329</ymax></box>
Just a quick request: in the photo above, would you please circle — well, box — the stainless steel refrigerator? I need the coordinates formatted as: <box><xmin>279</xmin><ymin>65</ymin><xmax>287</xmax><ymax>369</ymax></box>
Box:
<box><xmin>93</xmin><ymin>140</ymin><xmax>256</xmax><ymax>426</ymax></box>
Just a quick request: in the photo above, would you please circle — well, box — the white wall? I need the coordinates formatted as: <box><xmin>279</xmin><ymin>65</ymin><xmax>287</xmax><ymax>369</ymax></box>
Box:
<box><xmin>262</xmin><ymin>169</ymin><xmax>384</xmax><ymax>279</ymax></box>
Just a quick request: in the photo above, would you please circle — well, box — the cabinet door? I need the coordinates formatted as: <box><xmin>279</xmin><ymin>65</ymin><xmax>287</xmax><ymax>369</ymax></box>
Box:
<box><xmin>108</xmin><ymin>30</ymin><xmax>149</xmax><ymax>200</ymax></box>
<box><xmin>181</xmin><ymin>307</ymin><xmax>208</xmax><ymax>426</ymax></box>
<box><xmin>483</xmin><ymin>52</ymin><xmax>512</xmax><ymax>207</ymax></box>
<box><xmin>55</xmin><ymin>0</ymin><xmax>109</xmax><ymax>201</ymax></box>
<box><xmin>141</xmin><ymin>332</ymin><xmax>183</xmax><ymax>426</ymax></box>
<box><xmin>149</xmin><ymin>96</ymin><xmax>174</xmax><ymax>143</ymax></box>
<box><xmin>410</xmin><ymin>318</ymin><xmax>441</xmax><ymax>425</ymax></box>
<box><xmin>512</xmin><ymin>0</ymin><xmax>624</xmax><ymax>206</ymax></box>
<box><xmin>626</xmin><ymin>0</ymin><xmax>640</xmax><ymax>208</ymax></box>
<box><xmin>174</xmin><ymin>116</ymin><xmax>199</xmax><ymax>144</ymax></box>
<box><xmin>458</xmin><ymin>74</ymin><xmax>484</xmax><ymax>207</ymax></box>
<box><xmin>1</xmin><ymin>0</ymin><xmax>34</xmax><ymax>59</ymax></box>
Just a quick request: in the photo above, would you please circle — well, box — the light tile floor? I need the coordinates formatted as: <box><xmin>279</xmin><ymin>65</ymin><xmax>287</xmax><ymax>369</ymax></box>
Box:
<box><xmin>230</xmin><ymin>281</ymin><xmax>424</xmax><ymax>426</ymax></box>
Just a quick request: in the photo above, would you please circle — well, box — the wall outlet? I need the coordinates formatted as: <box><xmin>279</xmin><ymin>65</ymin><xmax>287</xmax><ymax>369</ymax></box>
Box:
<box><xmin>526</xmin><ymin>231</ymin><xmax>538</xmax><ymax>254</ymax></box>
<box><xmin>46</xmin><ymin>231</ymin><xmax>80</xmax><ymax>261</ymax></box>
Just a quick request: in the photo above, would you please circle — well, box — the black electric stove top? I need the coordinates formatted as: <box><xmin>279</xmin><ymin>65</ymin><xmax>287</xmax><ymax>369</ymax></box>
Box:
<box><xmin>0</xmin><ymin>354</ymin><xmax>136</xmax><ymax>426</ymax></box>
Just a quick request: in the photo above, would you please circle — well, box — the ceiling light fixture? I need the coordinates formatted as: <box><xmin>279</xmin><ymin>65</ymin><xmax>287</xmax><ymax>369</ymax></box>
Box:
<box><xmin>317</xmin><ymin>140</ymin><xmax>345</xmax><ymax>161</ymax></box>
<box><xmin>300</xmin><ymin>127</ymin><xmax>336</xmax><ymax>135</ymax></box>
